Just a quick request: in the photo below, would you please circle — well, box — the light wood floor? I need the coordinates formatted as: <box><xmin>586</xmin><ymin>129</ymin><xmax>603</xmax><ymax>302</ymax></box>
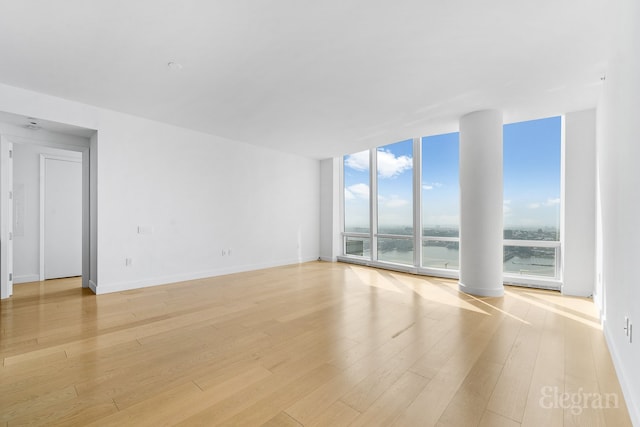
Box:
<box><xmin>0</xmin><ymin>262</ymin><xmax>632</xmax><ymax>426</ymax></box>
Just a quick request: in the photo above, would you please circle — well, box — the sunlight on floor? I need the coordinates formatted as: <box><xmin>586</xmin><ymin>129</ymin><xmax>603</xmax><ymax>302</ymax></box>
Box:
<box><xmin>346</xmin><ymin>264</ymin><xmax>603</xmax><ymax>330</ymax></box>
<box><xmin>507</xmin><ymin>289</ymin><xmax>602</xmax><ymax>330</ymax></box>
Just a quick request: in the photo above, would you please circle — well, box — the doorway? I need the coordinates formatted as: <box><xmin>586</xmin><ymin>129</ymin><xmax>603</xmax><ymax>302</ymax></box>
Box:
<box><xmin>0</xmin><ymin>114</ymin><xmax>96</xmax><ymax>299</ymax></box>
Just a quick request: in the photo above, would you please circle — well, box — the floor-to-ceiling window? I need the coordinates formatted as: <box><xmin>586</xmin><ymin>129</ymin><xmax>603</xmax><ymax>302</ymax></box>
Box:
<box><xmin>503</xmin><ymin>116</ymin><xmax>562</xmax><ymax>280</ymax></box>
<box><xmin>343</xmin><ymin>150</ymin><xmax>371</xmax><ymax>258</ymax></box>
<box><xmin>340</xmin><ymin>115</ymin><xmax>562</xmax><ymax>287</ymax></box>
<box><xmin>376</xmin><ymin>139</ymin><xmax>414</xmax><ymax>265</ymax></box>
<box><xmin>421</xmin><ymin>132</ymin><xmax>459</xmax><ymax>270</ymax></box>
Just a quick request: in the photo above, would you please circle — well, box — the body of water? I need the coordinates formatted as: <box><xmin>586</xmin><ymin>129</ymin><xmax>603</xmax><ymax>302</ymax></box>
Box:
<box><xmin>377</xmin><ymin>247</ymin><xmax>555</xmax><ymax>277</ymax></box>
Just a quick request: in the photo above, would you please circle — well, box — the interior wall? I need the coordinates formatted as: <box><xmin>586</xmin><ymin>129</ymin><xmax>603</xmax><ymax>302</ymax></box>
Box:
<box><xmin>319</xmin><ymin>158</ymin><xmax>341</xmax><ymax>261</ymax></box>
<box><xmin>0</xmin><ymin>83</ymin><xmax>320</xmax><ymax>294</ymax></box>
<box><xmin>11</xmin><ymin>143</ymin><xmax>82</xmax><ymax>283</ymax></box>
<box><xmin>89</xmin><ymin>132</ymin><xmax>98</xmax><ymax>289</ymax></box>
<box><xmin>596</xmin><ymin>0</ymin><xmax>640</xmax><ymax>424</ymax></box>
<box><xmin>562</xmin><ymin>109</ymin><xmax>596</xmax><ymax>297</ymax></box>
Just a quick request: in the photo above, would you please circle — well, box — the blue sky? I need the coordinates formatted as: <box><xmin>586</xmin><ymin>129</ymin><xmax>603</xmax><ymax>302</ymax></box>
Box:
<box><xmin>377</xmin><ymin>139</ymin><xmax>413</xmax><ymax>233</ymax></box>
<box><xmin>422</xmin><ymin>132</ymin><xmax>459</xmax><ymax>230</ymax></box>
<box><xmin>504</xmin><ymin>116</ymin><xmax>561</xmax><ymax>229</ymax></box>
<box><xmin>344</xmin><ymin>116</ymin><xmax>561</xmax><ymax>232</ymax></box>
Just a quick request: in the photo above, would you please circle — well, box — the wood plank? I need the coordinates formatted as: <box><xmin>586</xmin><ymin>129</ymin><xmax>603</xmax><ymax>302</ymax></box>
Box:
<box><xmin>486</xmin><ymin>301</ymin><xmax>547</xmax><ymax>422</ymax></box>
<box><xmin>0</xmin><ymin>385</ymin><xmax>77</xmax><ymax>425</ymax></box>
<box><xmin>521</xmin><ymin>311</ymin><xmax>565</xmax><ymax>427</ymax></box>
<box><xmin>176</xmin><ymin>362</ymin><xmax>340</xmax><ymax>426</ymax></box>
<box><xmin>0</xmin><ymin>264</ymin><xmax>633</xmax><ymax>426</ymax></box>
<box><xmin>392</xmin><ymin>310</ymin><xmax>504</xmax><ymax>426</ymax></box>
<box><xmin>85</xmin><ymin>366</ymin><xmax>273</xmax><ymax>426</ymax></box>
<box><xmin>435</xmin><ymin>359</ymin><xmax>504</xmax><ymax>426</ymax></box>
<box><xmin>348</xmin><ymin>370</ymin><xmax>429</xmax><ymax>427</ymax></box>
<box><xmin>339</xmin><ymin>317</ymin><xmax>447</xmax><ymax>412</ymax></box>
<box><xmin>479</xmin><ymin>410</ymin><xmax>521</xmax><ymax>427</ymax></box>
<box><xmin>590</xmin><ymin>328</ymin><xmax>633</xmax><ymax>427</ymax></box>
<box><xmin>261</xmin><ymin>411</ymin><xmax>303</xmax><ymax>427</ymax></box>
<box><xmin>302</xmin><ymin>401</ymin><xmax>360</xmax><ymax>427</ymax></box>
<box><xmin>284</xmin><ymin>316</ymin><xmax>447</xmax><ymax>424</ymax></box>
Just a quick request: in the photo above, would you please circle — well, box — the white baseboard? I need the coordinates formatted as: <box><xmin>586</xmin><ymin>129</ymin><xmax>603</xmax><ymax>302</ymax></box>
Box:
<box><xmin>603</xmin><ymin>321</ymin><xmax>640</xmax><ymax>427</ymax></box>
<box><xmin>13</xmin><ymin>274</ymin><xmax>40</xmax><ymax>284</ymax></box>
<box><xmin>88</xmin><ymin>280</ymin><xmax>97</xmax><ymax>294</ymax></box>
<box><xmin>458</xmin><ymin>281</ymin><xmax>505</xmax><ymax>297</ymax></box>
<box><xmin>319</xmin><ymin>256</ymin><xmax>337</xmax><ymax>262</ymax></box>
<box><xmin>92</xmin><ymin>257</ymin><xmax>319</xmax><ymax>295</ymax></box>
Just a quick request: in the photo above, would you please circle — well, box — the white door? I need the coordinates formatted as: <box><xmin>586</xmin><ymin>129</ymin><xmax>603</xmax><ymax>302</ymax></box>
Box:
<box><xmin>1</xmin><ymin>138</ymin><xmax>14</xmax><ymax>298</ymax></box>
<box><xmin>43</xmin><ymin>157</ymin><xmax>82</xmax><ymax>279</ymax></box>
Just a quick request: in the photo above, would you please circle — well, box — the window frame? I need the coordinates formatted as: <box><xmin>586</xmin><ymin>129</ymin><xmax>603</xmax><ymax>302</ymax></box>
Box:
<box><xmin>338</xmin><ymin>117</ymin><xmax>563</xmax><ymax>289</ymax></box>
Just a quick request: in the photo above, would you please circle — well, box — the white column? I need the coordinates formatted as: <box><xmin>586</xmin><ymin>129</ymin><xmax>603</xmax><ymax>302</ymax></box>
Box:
<box><xmin>459</xmin><ymin>110</ymin><xmax>504</xmax><ymax>297</ymax></box>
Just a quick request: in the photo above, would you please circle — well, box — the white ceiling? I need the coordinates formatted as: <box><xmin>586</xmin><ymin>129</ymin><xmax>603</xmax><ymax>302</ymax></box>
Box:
<box><xmin>0</xmin><ymin>0</ymin><xmax>610</xmax><ymax>159</ymax></box>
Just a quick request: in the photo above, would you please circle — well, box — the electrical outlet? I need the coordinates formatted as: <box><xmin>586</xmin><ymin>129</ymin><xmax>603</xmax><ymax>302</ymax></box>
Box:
<box><xmin>222</xmin><ymin>249</ymin><xmax>227</xmax><ymax>256</ymax></box>
<box><xmin>228</xmin><ymin>249</ymin><xmax>232</xmax><ymax>256</ymax></box>
<box><xmin>125</xmin><ymin>258</ymin><xmax>133</xmax><ymax>266</ymax></box>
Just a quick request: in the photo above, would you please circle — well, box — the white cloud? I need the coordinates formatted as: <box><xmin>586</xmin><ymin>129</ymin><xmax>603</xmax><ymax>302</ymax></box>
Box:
<box><xmin>344</xmin><ymin>188</ymin><xmax>355</xmax><ymax>201</ymax></box>
<box><xmin>378</xmin><ymin>194</ymin><xmax>409</xmax><ymax>208</ymax></box>
<box><xmin>377</xmin><ymin>149</ymin><xmax>412</xmax><ymax>179</ymax></box>
<box><xmin>526</xmin><ymin>198</ymin><xmax>560</xmax><ymax>209</ymax></box>
<box><xmin>348</xmin><ymin>183</ymin><xmax>369</xmax><ymax>199</ymax></box>
<box><xmin>344</xmin><ymin>151</ymin><xmax>369</xmax><ymax>171</ymax></box>
<box><xmin>422</xmin><ymin>182</ymin><xmax>443</xmax><ymax>191</ymax></box>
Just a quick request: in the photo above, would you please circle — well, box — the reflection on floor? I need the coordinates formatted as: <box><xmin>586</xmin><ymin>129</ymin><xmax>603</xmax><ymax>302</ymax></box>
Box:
<box><xmin>0</xmin><ymin>263</ymin><xmax>631</xmax><ymax>426</ymax></box>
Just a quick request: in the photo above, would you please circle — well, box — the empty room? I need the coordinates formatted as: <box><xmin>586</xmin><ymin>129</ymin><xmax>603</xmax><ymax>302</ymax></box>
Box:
<box><xmin>0</xmin><ymin>1</ymin><xmax>638</xmax><ymax>426</ymax></box>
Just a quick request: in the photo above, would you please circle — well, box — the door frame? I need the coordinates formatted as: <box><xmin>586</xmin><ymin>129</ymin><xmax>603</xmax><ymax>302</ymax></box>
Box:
<box><xmin>0</xmin><ymin>133</ymin><xmax>94</xmax><ymax>299</ymax></box>
<box><xmin>1</xmin><ymin>137</ymin><xmax>14</xmax><ymax>298</ymax></box>
<box><xmin>39</xmin><ymin>154</ymin><xmax>83</xmax><ymax>281</ymax></box>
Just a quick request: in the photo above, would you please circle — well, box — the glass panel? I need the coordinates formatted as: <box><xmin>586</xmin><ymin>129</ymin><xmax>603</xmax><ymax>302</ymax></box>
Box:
<box><xmin>422</xmin><ymin>240</ymin><xmax>459</xmax><ymax>270</ymax></box>
<box><xmin>377</xmin><ymin>238</ymin><xmax>413</xmax><ymax>265</ymax></box>
<box><xmin>377</xmin><ymin>139</ymin><xmax>414</xmax><ymax>236</ymax></box>
<box><xmin>504</xmin><ymin>117</ymin><xmax>561</xmax><ymax>241</ymax></box>
<box><xmin>344</xmin><ymin>150</ymin><xmax>370</xmax><ymax>233</ymax></box>
<box><xmin>503</xmin><ymin>246</ymin><xmax>556</xmax><ymax>277</ymax></box>
<box><xmin>422</xmin><ymin>133</ymin><xmax>459</xmax><ymax>238</ymax></box>
<box><xmin>345</xmin><ymin>236</ymin><xmax>371</xmax><ymax>258</ymax></box>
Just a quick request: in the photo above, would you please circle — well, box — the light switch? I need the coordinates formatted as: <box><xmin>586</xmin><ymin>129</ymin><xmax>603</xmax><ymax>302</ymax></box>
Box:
<box><xmin>138</xmin><ymin>225</ymin><xmax>153</xmax><ymax>235</ymax></box>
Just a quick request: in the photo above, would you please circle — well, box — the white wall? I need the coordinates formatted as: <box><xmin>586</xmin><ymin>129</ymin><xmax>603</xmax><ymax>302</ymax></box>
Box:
<box><xmin>596</xmin><ymin>0</ymin><xmax>640</xmax><ymax>424</ymax></box>
<box><xmin>319</xmin><ymin>158</ymin><xmax>341</xmax><ymax>261</ymax></box>
<box><xmin>562</xmin><ymin>110</ymin><xmax>596</xmax><ymax>297</ymax></box>
<box><xmin>0</xmin><ymin>83</ymin><xmax>320</xmax><ymax>294</ymax></box>
<box><xmin>89</xmin><ymin>132</ymin><xmax>98</xmax><ymax>288</ymax></box>
<box><xmin>11</xmin><ymin>142</ymin><xmax>82</xmax><ymax>283</ymax></box>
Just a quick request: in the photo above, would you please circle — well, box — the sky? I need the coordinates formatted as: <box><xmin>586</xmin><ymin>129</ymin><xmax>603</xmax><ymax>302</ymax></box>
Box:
<box><xmin>503</xmin><ymin>116</ymin><xmax>561</xmax><ymax>229</ymax></box>
<box><xmin>344</xmin><ymin>116</ymin><xmax>561</xmax><ymax>233</ymax></box>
